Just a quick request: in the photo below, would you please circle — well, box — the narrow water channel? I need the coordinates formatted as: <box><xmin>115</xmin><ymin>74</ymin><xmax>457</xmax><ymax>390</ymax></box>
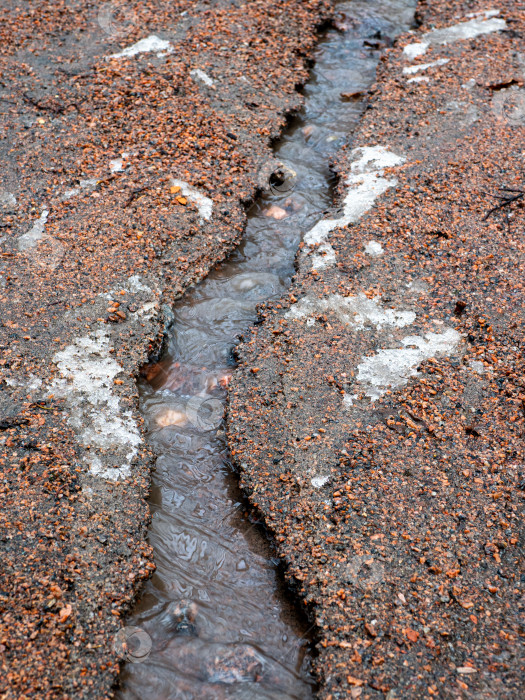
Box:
<box><xmin>118</xmin><ymin>2</ymin><xmax>415</xmax><ymax>698</ymax></box>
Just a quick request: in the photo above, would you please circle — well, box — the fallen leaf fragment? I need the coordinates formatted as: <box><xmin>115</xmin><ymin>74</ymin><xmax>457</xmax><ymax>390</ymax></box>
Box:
<box><xmin>347</xmin><ymin>676</ymin><xmax>364</xmax><ymax>686</ymax></box>
<box><xmin>340</xmin><ymin>90</ymin><xmax>364</xmax><ymax>101</ymax></box>
<box><xmin>170</xmin><ymin>185</ymin><xmax>181</xmax><ymax>194</ymax></box>
<box><xmin>59</xmin><ymin>604</ymin><xmax>72</xmax><ymax>623</ymax></box>
<box><xmin>405</xmin><ymin>628</ymin><xmax>419</xmax><ymax>643</ymax></box>
<box><xmin>365</xmin><ymin>622</ymin><xmax>377</xmax><ymax>637</ymax></box>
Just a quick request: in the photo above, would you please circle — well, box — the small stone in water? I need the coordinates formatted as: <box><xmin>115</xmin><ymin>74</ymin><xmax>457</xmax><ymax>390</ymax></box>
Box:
<box><xmin>340</xmin><ymin>90</ymin><xmax>364</xmax><ymax>101</ymax></box>
<box><xmin>236</xmin><ymin>277</ymin><xmax>257</xmax><ymax>291</ymax></box>
<box><xmin>302</xmin><ymin>124</ymin><xmax>315</xmax><ymax>139</ymax></box>
<box><xmin>205</xmin><ymin>370</ymin><xmax>232</xmax><ymax>392</ymax></box>
<box><xmin>283</xmin><ymin>196</ymin><xmax>303</xmax><ymax>212</ymax></box>
<box><xmin>163</xmin><ymin>600</ymin><xmax>198</xmax><ymax>636</ymax></box>
<box><xmin>204</xmin><ymin>646</ymin><xmax>264</xmax><ymax>684</ymax></box>
<box><xmin>156</xmin><ymin>408</ymin><xmax>188</xmax><ymax>427</ymax></box>
<box><xmin>264</xmin><ymin>204</ymin><xmax>288</xmax><ymax>220</ymax></box>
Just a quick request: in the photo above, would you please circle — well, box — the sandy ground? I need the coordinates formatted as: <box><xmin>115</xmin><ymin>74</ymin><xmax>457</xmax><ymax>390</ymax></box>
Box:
<box><xmin>0</xmin><ymin>1</ymin><xmax>332</xmax><ymax>697</ymax></box>
<box><xmin>2</xmin><ymin>0</ymin><xmax>524</xmax><ymax>698</ymax></box>
<box><xmin>228</xmin><ymin>1</ymin><xmax>524</xmax><ymax>698</ymax></box>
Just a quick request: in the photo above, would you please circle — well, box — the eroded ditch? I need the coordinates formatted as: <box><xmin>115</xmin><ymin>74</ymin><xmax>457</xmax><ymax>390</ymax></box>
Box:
<box><xmin>118</xmin><ymin>2</ymin><xmax>416</xmax><ymax>698</ymax></box>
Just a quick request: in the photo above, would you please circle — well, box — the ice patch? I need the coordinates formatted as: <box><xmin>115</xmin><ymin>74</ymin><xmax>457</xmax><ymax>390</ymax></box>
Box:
<box><xmin>171</xmin><ymin>179</ymin><xmax>213</xmax><ymax>221</ymax></box>
<box><xmin>52</xmin><ymin>329</ymin><xmax>141</xmax><ymax>480</ymax></box>
<box><xmin>403</xmin><ymin>58</ymin><xmax>450</xmax><ymax>75</ymax></box>
<box><xmin>108</xmin><ymin>34</ymin><xmax>173</xmax><ymax>59</ymax></box>
<box><xmin>364</xmin><ymin>240</ymin><xmax>384</xmax><ymax>257</ymax></box>
<box><xmin>110</xmin><ymin>158</ymin><xmax>124</xmax><ymax>173</ymax></box>
<box><xmin>0</xmin><ymin>191</ymin><xmax>17</xmax><ymax>210</ymax></box>
<box><xmin>286</xmin><ymin>293</ymin><xmax>415</xmax><ymax>330</ymax></box>
<box><xmin>27</xmin><ymin>375</ymin><xmax>43</xmax><ymax>391</ymax></box>
<box><xmin>404</xmin><ymin>43</ymin><xmax>429</xmax><ymax>59</ymax></box>
<box><xmin>355</xmin><ymin>329</ymin><xmax>461</xmax><ymax>400</ymax></box>
<box><xmin>311</xmin><ymin>242</ymin><xmax>337</xmax><ymax>269</ymax></box>
<box><xmin>403</xmin><ymin>14</ymin><xmax>506</xmax><ymax>58</ymax></box>
<box><xmin>62</xmin><ymin>178</ymin><xmax>98</xmax><ymax>200</ymax></box>
<box><xmin>137</xmin><ymin>301</ymin><xmax>157</xmax><ymax>319</ymax></box>
<box><xmin>468</xmin><ymin>360</ymin><xmax>485</xmax><ymax>374</ymax></box>
<box><xmin>466</xmin><ymin>9</ymin><xmax>501</xmax><ymax>19</ymax></box>
<box><xmin>127</xmin><ymin>274</ymin><xmax>152</xmax><ymax>294</ymax></box>
<box><xmin>304</xmin><ymin>146</ymin><xmax>405</xmax><ymax>266</ymax></box>
<box><xmin>17</xmin><ymin>210</ymin><xmax>49</xmax><ymax>251</ymax></box>
<box><xmin>311</xmin><ymin>475</ymin><xmax>329</xmax><ymax>488</ymax></box>
<box><xmin>102</xmin><ymin>274</ymin><xmax>153</xmax><ymax>301</ymax></box>
<box><xmin>407</xmin><ymin>76</ymin><xmax>430</xmax><ymax>84</ymax></box>
<box><xmin>342</xmin><ymin>393</ymin><xmax>359</xmax><ymax>408</ymax></box>
<box><xmin>190</xmin><ymin>68</ymin><xmax>215</xmax><ymax>87</ymax></box>
<box><xmin>462</xmin><ymin>78</ymin><xmax>477</xmax><ymax>89</ymax></box>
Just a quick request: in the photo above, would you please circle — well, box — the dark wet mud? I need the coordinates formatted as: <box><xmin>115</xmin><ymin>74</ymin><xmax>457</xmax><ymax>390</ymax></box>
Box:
<box><xmin>118</xmin><ymin>2</ymin><xmax>415</xmax><ymax>698</ymax></box>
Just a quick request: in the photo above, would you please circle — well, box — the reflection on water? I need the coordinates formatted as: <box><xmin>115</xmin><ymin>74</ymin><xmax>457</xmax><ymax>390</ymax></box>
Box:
<box><xmin>119</xmin><ymin>2</ymin><xmax>415</xmax><ymax>698</ymax></box>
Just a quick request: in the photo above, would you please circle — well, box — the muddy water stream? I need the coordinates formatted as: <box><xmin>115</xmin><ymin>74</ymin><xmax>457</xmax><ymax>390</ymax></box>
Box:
<box><xmin>119</xmin><ymin>2</ymin><xmax>415</xmax><ymax>698</ymax></box>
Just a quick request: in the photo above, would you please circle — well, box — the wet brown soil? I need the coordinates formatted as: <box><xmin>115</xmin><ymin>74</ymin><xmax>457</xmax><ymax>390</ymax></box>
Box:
<box><xmin>228</xmin><ymin>1</ymin><xmax>524</xmax><ymax>698</ymax></box>
<box><xmin>0</xmin><ymin>1</ymin><xmax>333</xmax><ymax>697</ymax></box>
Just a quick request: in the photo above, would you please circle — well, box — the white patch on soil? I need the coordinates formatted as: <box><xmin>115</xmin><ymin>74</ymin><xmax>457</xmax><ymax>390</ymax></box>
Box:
<box><xmin>52</xmin><ymin>329</ymin><xmax>141</xmax><ymax>480</ymax></box>
<box><xmin>190</xmin><ymin>69</ymin><xmax>215</xmax><ymax>87</ymax></box>
<box><xmin>27</xmin><ymin>375</ymin><xmax>43</xmax><ymax>391</ymax></box>
<box><xmin>462</xmin><ymin>78</ymin><xmax>477</xmax><ymax>89</ymax></box>
<box><xmin>17</xmin><ymin>210</ymin><xmax>49</xmax><ymax>251</ymax></box>
<box><xmin>62</xmin><ymin>178</ymin><xmax>98</xmax><ymax>200</ymax></box>
<box><xmin>127</xmin><ymin>275</ymin><xmax>152</xmax><ymax>294</ymax></box>
<box><xmin>342</xmin><ymin>393</ymin><xmax>359</xmax><ymax>408</ymax></box>
<box><xmin>137</xmin><ymin>301</ymin><xmax>158</xmax><ymax>319</ymax></box>
<box><xmin>311</xmin><ymin>242</ymin><xmax>337</xmax><ymax>269</ymax></box>
<box><xmin>354</xmin><ymin>329</ymin><xmax>461</xmax><ymax>400</ymax></box>
<box><xmin>404</xmin><ymin>43</ymin><xmax>429</xmax><ymax>59</ymax></box>
<box><xmin>304</xmin><ymin>146</ymin><xmax>405</xmax><ymax>269</ymax></box>
<box><xmin>0</xmin><ymin>191</ymin><xmax>17</xmax><ymax>210</ymax></box>
<box><xmin>108</xmin><ymin>34</ymin><xmax>173</xmax><ymax>59</ymax></box>
<box><xmin>171</xmin><ymin>179</ymin><xmax>213</xmax><ymax>221</ymax></box>
<box><xmin>286</xmin><ymin>293</ymin><xmax>415</xmax><ymax>330</ymax></box>
<box><xmin>403</xmin><ymin>13</ymin><xmax>506</xmax><ymax>58</ymax></box>
<box><xmin>311</xmin><ymin>475</ymin><xmax>329</xmax><ymax>488</ymax></box>
<box><xmin>403</xmin><ymin>58</ymin><xmax>450</xmax><ymax>75</ymax></box>
<box><xmin>466</xmin><ymin>9</ymin><xmax>501</xmax><ymax>19</ymax></box>
<box><xmin>364</xmin><ymin>240</ymin><xmax>384</xmax><ymax>256</ymax></box>
<box><xmin>101</xmin><ymin>274</ymin><xmax>153</xmax><ymax>301</ymax></box>
<box><xmin>110</xmin><ymin>158</ymin><xmax>124</xmax><ymax>173</ymax></box>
